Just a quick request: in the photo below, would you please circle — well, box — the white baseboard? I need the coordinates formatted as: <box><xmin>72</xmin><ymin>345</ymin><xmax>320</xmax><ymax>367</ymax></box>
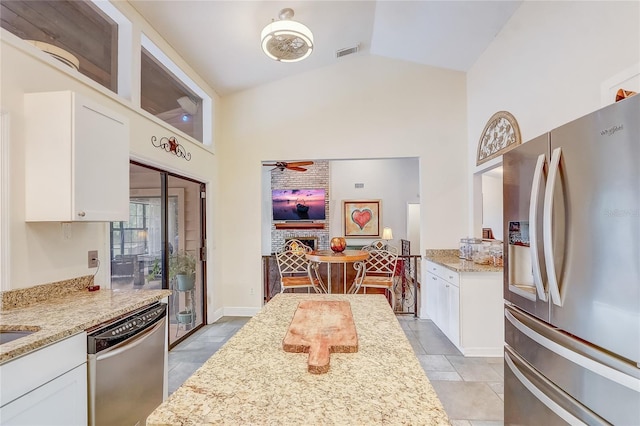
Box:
<box><xmin>207</xmin><ymin>306</ymin><xmax>225</xmax><ymax>324</ymax></box>
<box><xmin>206</xmin><ymin>306</ymin><xmax>258</xmax><ymax>324</ymax></box>
<box><xmin>222</xmin><ymin>306</ymin><xmax>260</xmax><ymax>317</ymax></box>
<box><xmin>462</xmin><ymin>346</ymin><xmax>504</xmax><ymax>357</ymax></box>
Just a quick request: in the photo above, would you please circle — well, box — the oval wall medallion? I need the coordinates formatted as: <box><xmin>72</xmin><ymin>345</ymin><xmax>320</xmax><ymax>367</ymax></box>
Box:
<box><xmin>476</xmin><ymin>111</ymin><xmax>521</xmax><ymax>165</ymax></box>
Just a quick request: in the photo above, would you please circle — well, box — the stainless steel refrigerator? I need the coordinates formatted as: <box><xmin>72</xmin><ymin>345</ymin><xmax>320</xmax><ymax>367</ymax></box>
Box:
<box><xmin>503</xmin><ymin>95</ymin><xmax>640</xmax><ymax>425</ymax></box>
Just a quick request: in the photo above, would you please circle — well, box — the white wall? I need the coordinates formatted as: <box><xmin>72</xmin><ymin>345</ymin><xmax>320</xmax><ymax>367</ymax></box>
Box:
<box><xmin>330</xmin><ymin>158</ymin><xmax>419</xmax><ymax>248</ymax></box>
<box><xmin>261</xmin><ymin>157</ymin><xmax>419</xmax><ymax>255</ymax></box>
<box><xmin>221</xmin><ymin>55</ymin><xmax>468</xmax><ymax>312</ymax></box>
<box><xmin>0</xmin><ymin>0</ymin><xmax>225</xmax><ymax>324</ymax></box>
<box><xmin>481</xmin><ymin>173</ymin><xmax>503</xmax><ymax>241</ymax></box>
<box><xmin>407</xmin><ymin>203</ymin><xmax>421</xmax><ymax>255</ymax></box>
<box><xmin>467</xmin><ymin>1</ymin><xmax>640</xmax><ymax>235</ymax></box>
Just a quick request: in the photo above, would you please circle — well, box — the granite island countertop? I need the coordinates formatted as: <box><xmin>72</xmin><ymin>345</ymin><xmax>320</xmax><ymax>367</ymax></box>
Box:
<box><xmin>425</xmin><ymin>249</ymin><xmax>503</xmax><ymax>273</ymax></box>
<box><xmin>147</xmin><ymin>293</ymin><xmax>451</xmax><ymax>426</ymax></box>
<box><xmin>0</xmin><ymin>277</ymin><xmax>171</xmax><ymax>364</ymax></box>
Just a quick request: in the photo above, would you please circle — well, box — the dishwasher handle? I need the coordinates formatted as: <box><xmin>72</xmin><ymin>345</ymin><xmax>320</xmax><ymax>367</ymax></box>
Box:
<box><xmin>96</xmin><ymin>318</ymin><xmax>165</xmax><ymax>361</ymax></box>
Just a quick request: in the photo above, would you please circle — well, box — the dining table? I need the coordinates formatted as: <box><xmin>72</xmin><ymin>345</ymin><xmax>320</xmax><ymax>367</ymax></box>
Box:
<box><xmin>305</xmin><ymin>249</ymin><xmax>369</xmax><ymax>294</ymax></box>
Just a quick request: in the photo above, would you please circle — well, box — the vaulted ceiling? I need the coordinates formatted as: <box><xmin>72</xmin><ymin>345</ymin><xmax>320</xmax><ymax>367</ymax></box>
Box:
<box><xmin>129</xmin><ymin>1</ymin><xmax>522</xmax><ymax>96</ymax></box>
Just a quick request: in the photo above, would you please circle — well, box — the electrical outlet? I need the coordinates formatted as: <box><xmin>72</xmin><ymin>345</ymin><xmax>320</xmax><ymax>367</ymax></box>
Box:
<box><xmin>250</xmin><ymin>287</ymin><xmax>255</xmax><ymax>295</ymax></box>
<box><xmin>88</xmin><ymin>250</ymin><xmax>98</xmax><ymax>268</ymax></box>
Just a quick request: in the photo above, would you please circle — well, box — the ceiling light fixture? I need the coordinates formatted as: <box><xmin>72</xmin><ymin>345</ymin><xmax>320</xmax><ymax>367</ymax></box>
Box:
<box><xmin>177</xmin><ymin>96</ymin><xmax>198</xmax><ymax>115</ymax></box>
<box><xmin>261</xmin><ymin>8</ymin><xmax>313</xmax><ymax>63</ymax></box>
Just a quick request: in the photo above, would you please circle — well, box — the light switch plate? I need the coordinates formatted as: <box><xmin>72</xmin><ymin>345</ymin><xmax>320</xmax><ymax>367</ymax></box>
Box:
<box><xmin>88</xmin><ymin>250</ymin><xmax>98</xmax><ymax>268</ymax></box>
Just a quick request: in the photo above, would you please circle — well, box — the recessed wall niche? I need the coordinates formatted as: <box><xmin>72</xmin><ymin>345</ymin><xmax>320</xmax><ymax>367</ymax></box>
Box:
<box><xmin>270</xmin><ymin>160</ymin><xmax>329</xmax><ymax>253</ymax></box>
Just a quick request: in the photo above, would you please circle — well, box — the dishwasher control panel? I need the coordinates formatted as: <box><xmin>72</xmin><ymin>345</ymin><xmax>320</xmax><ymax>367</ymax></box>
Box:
<box><xmin>87</xmin><ymin>302</ymin><xmax>167</xmax><ymax>354</ymax></box>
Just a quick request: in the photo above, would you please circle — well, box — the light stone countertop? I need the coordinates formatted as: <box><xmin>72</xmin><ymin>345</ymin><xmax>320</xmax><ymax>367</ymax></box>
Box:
<box><xmin>0</xmin><ymin>279</ymin><xmax>171</xmax><ymax>364</ymax></box>
<box><xmin>425</xmin><ymin>249</ymin><xmax>503</xmax><ymax>273</ymax></box>
<box><xmin>147</xmin><ymin>293</ymin><xmax>451</xmax><ymax>426</ymax></box>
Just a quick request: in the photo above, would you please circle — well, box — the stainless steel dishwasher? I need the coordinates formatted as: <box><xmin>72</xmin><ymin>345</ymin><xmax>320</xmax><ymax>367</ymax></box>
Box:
<box><xmin>87</xmin><ymin>302</ymin><xmax>167</xmax><ymax>426</ymax></box>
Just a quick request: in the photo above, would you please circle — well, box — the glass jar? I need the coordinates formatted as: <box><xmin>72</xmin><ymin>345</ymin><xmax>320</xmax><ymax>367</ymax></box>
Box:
<box><xmin>473</xmin><ymin>241</ymin><xmax>492</xmax><ymax>264</ymax></box>
<box><xmin>460</xmin><ymin>238</ymin><xmax>482</xmax><ymax>261</ymax></box>
<box><xmin>459</xmin><ymin>238</ymin><xmax>469</xmax><ymax>259</ymax></box>
<box><xmin>490</xmin><ymin>241</ymin><xmax>504</xmax><ymax>267</ymax></box>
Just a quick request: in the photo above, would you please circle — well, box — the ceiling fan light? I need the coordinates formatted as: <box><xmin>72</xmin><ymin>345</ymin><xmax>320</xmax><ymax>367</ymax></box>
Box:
<box><xmin>261</xmin><ymin>9</ymin><xmax>314</xmax><ymax>63</ymax></box>
<box><xmin>177</xmin><ymin>96</ymin><xmax>198</xmax><ymax>115</ymax></box>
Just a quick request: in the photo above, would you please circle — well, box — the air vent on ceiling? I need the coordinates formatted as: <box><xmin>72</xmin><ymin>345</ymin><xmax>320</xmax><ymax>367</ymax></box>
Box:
<box><xmin>336</xmin><ymin>44</ymin><xmax>359</xmax><ymax>58</ymax></box>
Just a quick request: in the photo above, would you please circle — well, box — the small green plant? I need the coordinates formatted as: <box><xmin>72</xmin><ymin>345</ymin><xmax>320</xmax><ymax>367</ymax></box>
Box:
<box><xmin>145</xmin><ymin>259</ymin><xmax>162</xmax><ymax>281</ymax></box>
<box><xmin>169</xmin><ymin>251</ymin><xmax>197</xmax><ymax>281</ymax></box>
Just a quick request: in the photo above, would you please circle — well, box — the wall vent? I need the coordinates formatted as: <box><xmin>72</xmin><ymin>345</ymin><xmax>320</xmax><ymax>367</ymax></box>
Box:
<box><xmin>336</xmin><ymin>44</ymin><xmax>359</xmax><ymax>58</ymax></box>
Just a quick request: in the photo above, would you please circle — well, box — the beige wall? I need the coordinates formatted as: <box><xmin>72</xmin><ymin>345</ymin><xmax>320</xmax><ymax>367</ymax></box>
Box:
<box><xmin>5</xmin><ymin>1</ymin><xmax>635</xmax><ymax>319</ymax></box>
<box><xmin>220</xmin><ymin>55</ymin><xmax>468</xmax><ymax>312</ymax></box>
<box><xmin>329</xmin><ymin>158</ymin><xmax>420</xmax><ymax>246</ymax></box>
<box><xmin>467</xmin><ymin>1</ymin><xmax>640</xmax><ymax>235</ymax></box>
<box><xmin>0</xmin><ymin>16</ymin><xmax>224</xmax><ymax>321</ymax></box>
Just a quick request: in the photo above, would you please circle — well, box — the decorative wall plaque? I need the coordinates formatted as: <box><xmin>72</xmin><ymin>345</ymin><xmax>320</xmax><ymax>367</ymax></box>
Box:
<box><xmin>151</xmin><ymin>136</ymin><xmax>191</xmax><ymax>161</ymax></box>
<box><xmin>476</xmin><ymin>111</ymin><xmax>521</xmax><ymax>165</ymax></box>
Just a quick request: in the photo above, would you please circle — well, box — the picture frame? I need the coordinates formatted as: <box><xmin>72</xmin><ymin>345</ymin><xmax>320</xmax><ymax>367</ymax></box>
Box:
<box><xmin>342</xmin><ymin>199</ymin><xmax>381</xmax><ymax>238</ymax></box>
<box><xmin>476</xmin><ymin>111</ymin><xmax>521</xmax><ymax>165</ymax></box>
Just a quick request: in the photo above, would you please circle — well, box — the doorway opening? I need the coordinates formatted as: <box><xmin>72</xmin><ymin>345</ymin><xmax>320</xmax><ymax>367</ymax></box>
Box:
<box><xmin>110</xmin><ymin>162</ymin><xmax>207</xmax><ymax>348</ymax></box>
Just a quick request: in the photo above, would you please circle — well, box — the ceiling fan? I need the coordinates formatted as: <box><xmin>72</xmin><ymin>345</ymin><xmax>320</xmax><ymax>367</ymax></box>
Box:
<box><xmin>263</xmin><ymin>161</ymin><xmax>314</xmax><ymax>172</ymax></box>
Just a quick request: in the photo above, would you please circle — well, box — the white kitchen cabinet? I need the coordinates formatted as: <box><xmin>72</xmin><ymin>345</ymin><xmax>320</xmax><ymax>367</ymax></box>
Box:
<box><xmin>425</xmin><ymin>260</ymin><xmax>503</xmax><ymax>356</ymax></box>
<box><xmin>426</xmin><ymin>267</ymin><xmax>461</xmax><ymax>348</ymax></box>
<box><xmin>425</xmin><ymin>272</ymin><xmax>440</xmax><ymax>323</ymax></box>
<box><xmin>447</xmin><ymin>282</ymin><xmax>460</xmax><ymax>347</ymax></box>
<box><xmin>0</xmin><ymin>332</ymin><xmax>87</xmax><ymax>425</ymax></box>
<box><xmin>24</xmin><ymin>91</ymin><xmax>129</xmax><ymax>222</ymax></box>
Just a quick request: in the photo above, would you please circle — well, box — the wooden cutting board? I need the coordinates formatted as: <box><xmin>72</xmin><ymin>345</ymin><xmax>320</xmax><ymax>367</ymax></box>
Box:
<box><xmin>282</xmin><ymin>300</ymin><xmax>358</xmax><ymax>374</ymax></box>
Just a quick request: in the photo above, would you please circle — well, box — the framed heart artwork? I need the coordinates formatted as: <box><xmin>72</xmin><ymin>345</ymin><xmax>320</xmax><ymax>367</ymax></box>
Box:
<box><xmin>342</xmin><ymin>200</ymin><xmax>381</xmax><ymax>238</ymax></box>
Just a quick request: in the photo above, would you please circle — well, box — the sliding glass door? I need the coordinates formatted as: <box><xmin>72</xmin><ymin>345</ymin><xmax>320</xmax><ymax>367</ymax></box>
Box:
<box><xmin>110</xmin><ymin>162</ymin><xmax>206</xmax><ymax>347</ymax></box>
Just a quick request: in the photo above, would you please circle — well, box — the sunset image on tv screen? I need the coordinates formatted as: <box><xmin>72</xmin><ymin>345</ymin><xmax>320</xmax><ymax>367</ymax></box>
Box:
<box><xmin>272</xmin><ymin>189</ymin><xmax>326</xmax><ymax>221</ymax></box>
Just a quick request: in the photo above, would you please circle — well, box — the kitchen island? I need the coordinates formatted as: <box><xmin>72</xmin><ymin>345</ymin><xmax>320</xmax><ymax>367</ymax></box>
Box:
<box><xmin>147</xmin><ymin>293</ymin><xmax>450</xmax><ymax>425</ymax></box>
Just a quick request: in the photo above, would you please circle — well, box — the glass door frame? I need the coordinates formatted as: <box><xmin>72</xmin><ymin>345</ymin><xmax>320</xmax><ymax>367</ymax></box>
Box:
<box><xmin>128</xmin><ymin>161</ymin><xmax>207</xmax><ymax>349</ymax></box>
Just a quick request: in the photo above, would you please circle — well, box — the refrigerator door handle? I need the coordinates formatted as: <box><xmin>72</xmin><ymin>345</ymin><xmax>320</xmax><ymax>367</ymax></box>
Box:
<box><xmin>543</xmin><ymin>147</ymin><xmax>562</xmax><ymax>306</ymax></box>
<box><xmin>529</xmin><ymin>153</ymin><xmax>548</xmax><ymax>301</ymax></box>
<box><xmin>504</xmin><ymin>348</ymin><xmax>591</xmax><ymax>425</ymax></box>
<box><xmin>506</xmin><ymin>307</ymin><xmax>640</xmax><ymax>391</ymax></box>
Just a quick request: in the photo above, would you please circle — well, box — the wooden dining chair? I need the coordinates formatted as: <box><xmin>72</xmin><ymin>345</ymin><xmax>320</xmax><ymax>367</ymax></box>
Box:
<box><xmin>276</xmin><ymin>239</ymin><xmax>326</xmax><ymax>294</ymax></box>
<box><xmin>350</xmin><ymin>239</ymin><xmax>399</xmax><ymax>308</ymax></box>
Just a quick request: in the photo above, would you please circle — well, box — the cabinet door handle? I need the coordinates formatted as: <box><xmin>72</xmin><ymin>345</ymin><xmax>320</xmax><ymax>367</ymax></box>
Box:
<box><xmin>449</xmin><ymin>275</ymin><xmax>454</xmax><ymax>280</ymax></box>
<box><xmin>77</xmin><ymin>211</ymin><xmax>86</xmax><ymax>217</ymax></box>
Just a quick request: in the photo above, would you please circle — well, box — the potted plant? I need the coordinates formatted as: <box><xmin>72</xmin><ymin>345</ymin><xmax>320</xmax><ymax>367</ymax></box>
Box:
<box><xmin>169</xmin><ymin>251</ymin><xmax>197</xmax><ymax>291</ymax></box>
<box><xmin>145</xmin><ymin>258</ymin><xmax>162</xmax><ymax>283</ymax></box>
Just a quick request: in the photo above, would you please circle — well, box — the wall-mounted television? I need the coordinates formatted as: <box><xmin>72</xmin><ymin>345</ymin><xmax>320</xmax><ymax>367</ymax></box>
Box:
<box><xmin>272</xmin><ymin>188</ymin><xmax>326</xmax><ymax>221</ymax></box>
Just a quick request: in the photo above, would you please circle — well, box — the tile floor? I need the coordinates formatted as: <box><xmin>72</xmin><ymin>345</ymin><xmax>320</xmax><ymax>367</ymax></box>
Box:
<box><xmin>168</xmin><ymin>315</ymin><xmax>504</xmax><ymax>425</ymax></box>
